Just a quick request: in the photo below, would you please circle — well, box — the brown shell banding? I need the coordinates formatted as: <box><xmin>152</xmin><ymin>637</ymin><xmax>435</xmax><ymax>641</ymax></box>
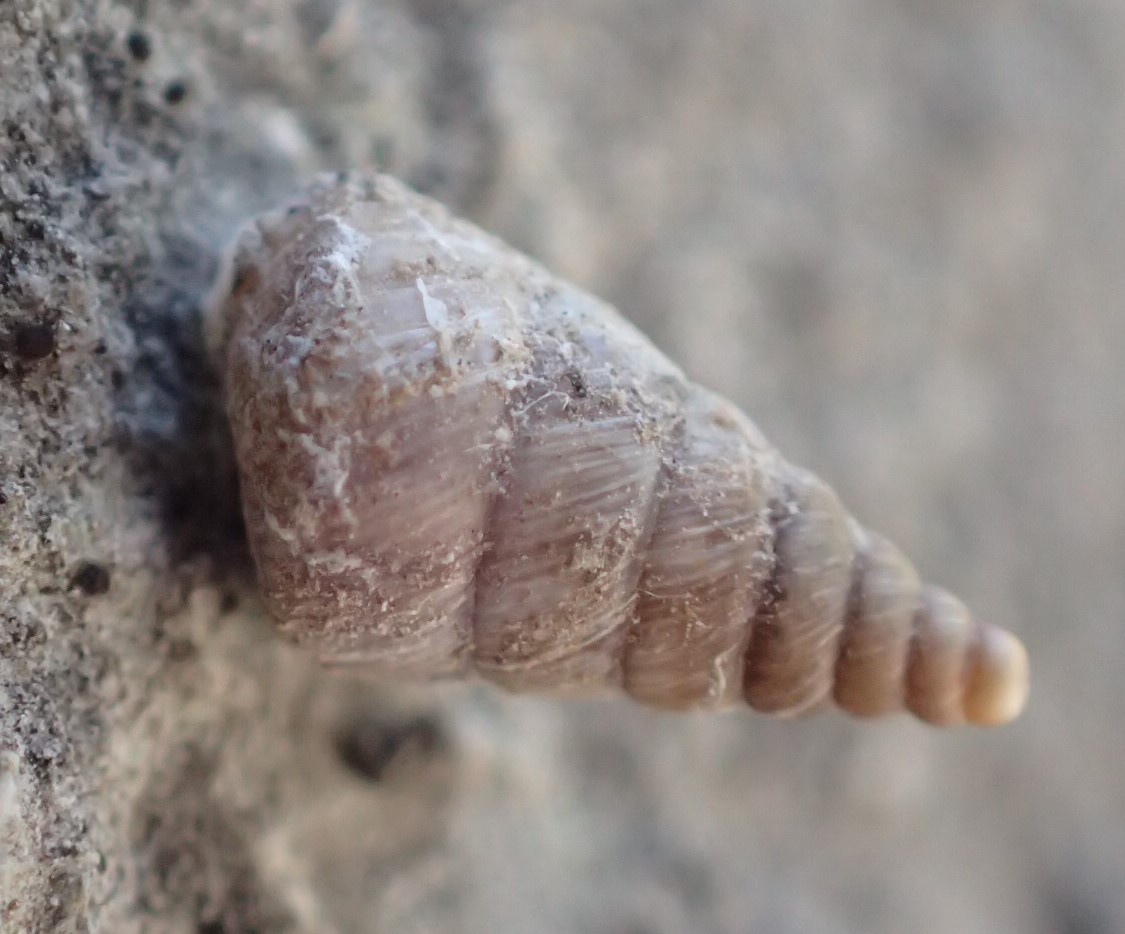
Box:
<box><xmin>212</xmin><ymin>173</ymin><xmax>1029</xmax><ymax>727</ymax></box>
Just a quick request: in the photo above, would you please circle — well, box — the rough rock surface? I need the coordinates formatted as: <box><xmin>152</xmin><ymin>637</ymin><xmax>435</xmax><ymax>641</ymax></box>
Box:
<box><xmin>1</xmin><ymin>1</ymin><xmax>1122</xmax><ymax>932</ymax></box>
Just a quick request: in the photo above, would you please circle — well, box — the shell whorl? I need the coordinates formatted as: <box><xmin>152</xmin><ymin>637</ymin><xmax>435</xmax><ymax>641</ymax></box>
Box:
<box><xmin>212</xmin><ymin>173</ymin><xmax>1028</xmax><ymax>727</ymax></box>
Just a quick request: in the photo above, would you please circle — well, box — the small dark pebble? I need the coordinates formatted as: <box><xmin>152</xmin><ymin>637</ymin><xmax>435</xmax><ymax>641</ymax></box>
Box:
<box><xmin>163</xmin><ymin>80</ymin><xmax>188</xmax><ymax>105</ymax></box>
<box><xmin>566</xmin><ymin>369</ymin><xmax>588</xmax><ymax>398</ymax></box>
<box><xmin>14</xmin><ymin>322</ymin><xmax>56</xmax><ymax>361</ymax></box>
<box><xmin>125</xmin><ymin>30</ymin><xmax>152</xmax><ymax>61</ymax></box>
<box><xmin>335</xmin><ymin>715</ymin><xmax>445</xmax><ymax>783</ymax></box>
<box><xmin>70</xmin><ymin>562</ymin><xmax>111</xmax><ymax>596</ymax></box>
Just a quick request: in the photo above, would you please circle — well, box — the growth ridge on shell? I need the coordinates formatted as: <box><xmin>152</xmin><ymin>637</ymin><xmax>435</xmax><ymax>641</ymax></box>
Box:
<box><xmin>209</xmin><ymin>172</ymin><xmax>1029</xmax><ymax>728</ymax></box>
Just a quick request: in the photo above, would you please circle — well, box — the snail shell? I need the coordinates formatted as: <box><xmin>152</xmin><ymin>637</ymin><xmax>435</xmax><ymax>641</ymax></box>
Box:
<box><xmin>209</xmin><ymin>173</ymin><xmax>1028</xmax><ymax>727</ymax></box>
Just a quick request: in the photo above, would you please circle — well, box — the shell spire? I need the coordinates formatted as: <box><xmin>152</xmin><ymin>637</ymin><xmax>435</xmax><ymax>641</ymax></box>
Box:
<box><xmin>210</xmin><ymin>173</ymin><xmax>1028</xmax><ymax>727</ymax></box>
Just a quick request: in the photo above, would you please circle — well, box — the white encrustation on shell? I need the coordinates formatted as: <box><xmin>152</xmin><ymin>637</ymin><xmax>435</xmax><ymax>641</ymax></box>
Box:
<box><xmin>208</xmin><ymin>173</ymin><xmax>1029</xmax><ymax>727</ymax></box>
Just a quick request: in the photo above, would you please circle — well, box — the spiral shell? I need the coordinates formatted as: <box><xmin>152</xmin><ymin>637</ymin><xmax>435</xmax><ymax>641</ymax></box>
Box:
<box><xmin>209</xmin><ymin>173</ymin><xmax>1028</xmax><ymax>727</ymax></box>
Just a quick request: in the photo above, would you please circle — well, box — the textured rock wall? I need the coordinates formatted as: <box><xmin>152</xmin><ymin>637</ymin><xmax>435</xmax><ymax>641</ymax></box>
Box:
<box><xmin>2</xmin><ymin>1</ymin><xmax>1123</xmax><ymax>932</ymax></box>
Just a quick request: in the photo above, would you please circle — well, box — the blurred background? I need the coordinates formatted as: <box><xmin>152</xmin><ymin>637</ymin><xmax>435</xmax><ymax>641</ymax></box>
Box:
<box><xmin>21</xmin><ymin>0</ymin><xmax>1122</xmax><ymax>931</ymax></box>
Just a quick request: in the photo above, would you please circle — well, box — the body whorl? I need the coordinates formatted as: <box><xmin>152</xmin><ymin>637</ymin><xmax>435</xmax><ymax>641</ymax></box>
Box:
<box><xmin>210</xmin><ymin>173</ymin><xmax>1028</xmax><ymax>727</ymax></box>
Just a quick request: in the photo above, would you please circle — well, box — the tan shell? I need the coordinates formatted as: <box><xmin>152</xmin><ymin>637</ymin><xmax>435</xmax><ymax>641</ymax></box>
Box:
<box><xmin>209</xmin><ymin>173</ymin><xmax>1028</xmax><ymax>727</ymax></box>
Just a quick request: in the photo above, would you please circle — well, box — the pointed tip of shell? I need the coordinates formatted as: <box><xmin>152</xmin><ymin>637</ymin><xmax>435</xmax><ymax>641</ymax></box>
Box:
<box><xmin>962</xmin><ymin>626</ymin><xmax>1030</xmax><ymax>726</ymax></box>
